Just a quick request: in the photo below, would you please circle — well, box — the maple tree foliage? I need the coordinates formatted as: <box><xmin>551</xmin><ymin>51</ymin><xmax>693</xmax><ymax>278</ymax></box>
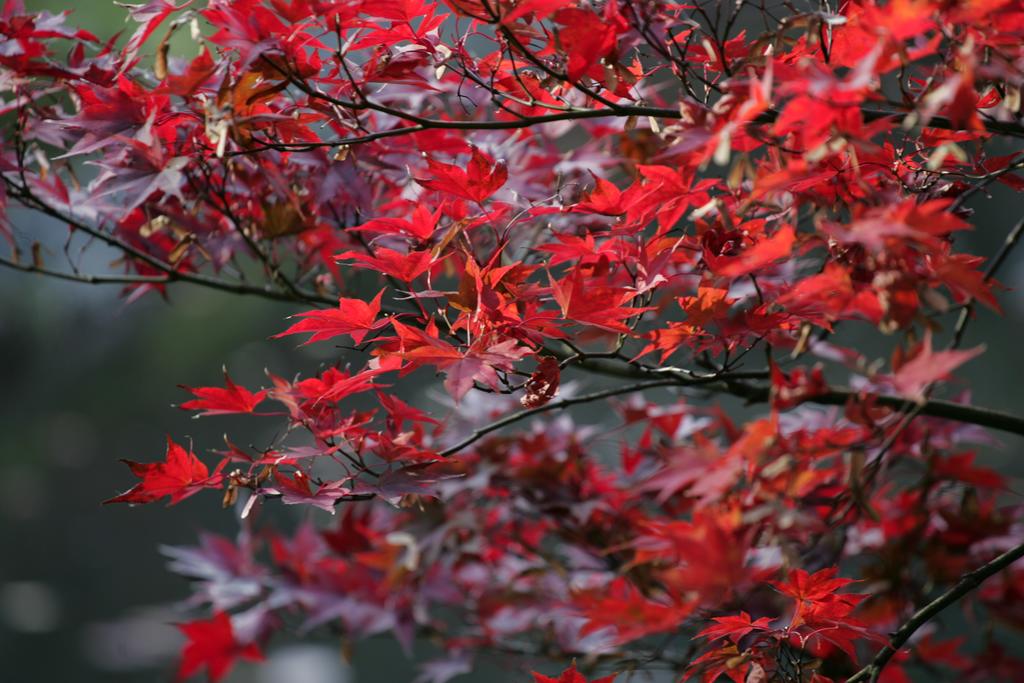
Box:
<box><xmin>5</xmin><ymin>0</ymin><xmax>1024</xmax><ymax>681</ymax></box>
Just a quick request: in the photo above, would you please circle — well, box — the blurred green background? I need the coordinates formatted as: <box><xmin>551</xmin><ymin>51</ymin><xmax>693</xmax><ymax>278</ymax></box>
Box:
<box><xmin>2</xmin><ymin>2</ymin><xmax>1023</xmax><ymax>682</ymax></box>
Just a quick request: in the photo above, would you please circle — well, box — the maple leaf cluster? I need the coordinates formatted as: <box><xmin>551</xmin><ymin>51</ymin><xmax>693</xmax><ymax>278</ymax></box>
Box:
<box><xmin>3</xmin><ymin>0</ymin><xmax>1024</xmax><ymax>681</ymax></box>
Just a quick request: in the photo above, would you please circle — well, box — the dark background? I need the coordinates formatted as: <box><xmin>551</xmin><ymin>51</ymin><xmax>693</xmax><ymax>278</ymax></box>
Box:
<box><xmin>2</xmin><ymin>2</ymin><xmax>1022</xmax><ymax>682</ymax></box>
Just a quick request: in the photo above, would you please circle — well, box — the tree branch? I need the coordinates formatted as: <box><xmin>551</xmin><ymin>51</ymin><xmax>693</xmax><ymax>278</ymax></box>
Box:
<box><xmin>438</xmin><ymin>379</ymin><xmax>681</xmax><ymax>457</ymax></box>
<box><xmin>559</xmin><ymin>356</ymin><xmax>1024</xmax><ymax>437</ymax></box>
<box><xmin>4</xmin><ymin>180</ymin><xmax>335</xmax><ymax>306</ymax></box>
<box><xmin>847</xmin><ymin>540</ymin><xmax>1024</xmax><ymax>683</ymax></box>
<box><xmin>248</xmin><ymin>54</ymin><xmax>1024</xmax><ymax>158</ymax></box>
<box><xmin>226</xmin><ymin>103</ymin><xmax>1024</xmax><ymax>157</ymax></box>
<box><xmin>952</xmin><ymin>215</ymin><xmax>1024</xmax><ymax>348</ymax></box>
<box><xmin>0</xmin><ymin>255</ymin><xmax>171</xmax><ymax>286</ymax></box>
<box><xmin>736</xmin><ymin>383</ymin><xmax>1024</xmax><ymax>437</ymax></box>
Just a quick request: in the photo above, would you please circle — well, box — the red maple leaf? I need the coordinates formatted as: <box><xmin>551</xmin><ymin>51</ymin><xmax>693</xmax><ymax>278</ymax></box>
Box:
<box><xmin>104</xmin><ymin>436</ymin><xmax>222</xmax><ymax>506</ymax></box>
<box><xmin>160</xmin><ymin>47</ymin><xmax>217</xmax><ymax>97</ymax></box>
<box><xmin>389</xmin><ymin>319</ymin><xmax>530</xmax><ymax>400</ymax></box>
<box><xmin>697</xmin><ymin>611</ymin><xmax>775</xmax><ymax>644</ymax></box>
<box><xmin>775</xmin><ymin>566</ymin><xmax>854</xmax><ymax>600</ymax></box>
<box><xmin>351</xmin><ymin>202</ymin><xmax>442</xmax><ymax>242</ymax></box>
<box><xmin>710</xmin><ymin>224</ymin><xmax>796</xmax><ymax>278</ymax></box>
<box><xmin>549</xmin><ymin>269</ymin><xmax>648</xmax><ymax>334</ymax></box>
<box><xmin>770</xmin><ymin>364</ymin><xmax>828</xmax><ymax>410</ymax></box>
<box><xmin>444</xmin><ymin>338</ymin><xmax>531</xmax><ymax>401</ymax></box>
<box><xmin>552</xmin><ymin>3</ymin><xmax>625</xmax><ymax>82</ymax></box>
<box><xmin>572</xmin><ymin>174</ymin><xmax>625</xmax><ymax>215</ymax></box>
<box><xmin>521</xmin><ymin>355</ymin><xmax>561</xmax><ymax>408</ymax></box>
<box><xmin>415</xmin><ymin>146</ymin><xmax>508</xmax><ymax>203</ymax></box>
<box><xmin>335</xmin><ymin>247</ymin><xmax>435</xmax><ymax>282</ymax></box>
<box><xmin>929</xmin><ymin>250</ymin><xmax>1000</xmax><ymax>311</ymax></box>
<box><xmin>770</xmin><ymin>566</ymin><xmax>862</xmax><ymax>632</ymax></box>
<box><xmin>292</xmin><ymin>366</ymin><xmax>386</xmax><ymax>404</ymax></box>
<box><xmin>577</xmin><ymin>577</ymin><xmax>694</xmax><ymax>644</ymax></box>
<box><xmin>688</xmin><ymin>643</ymin><xmax>765</xmax><ymax>683</ymax></box>
<box><xmin>265</xmin><ymin>469</ymin><xmax>353</xmax><ymax>513</ymax></box>
<box><xmin>389</xmin><ymin>318</ymin><xmax>464</xmax><ymax>369</ymax></box>
<box><xmin>502</xmin><ymin>0</ymin><xmax>574</xmax><ymax>24</ymax></box>
<box><xmin>179</xmin><ymin>369</ymin><xmax>267</xmax><ymax>416</ymax></box>
<box><xmin>176</xmin><ymin>611</ymin><xmax>263</xmax><ymax>682</ymax></box>
<box><xmin>532</xmin><ymin>663</ymin><xmax>617</xmax><ymax>683</ymax></box>
<box><xmin>274</xmin><ymin>288</ymin><xmax>390</xmax><ymax>345</ymax></box>
<box><xmin>776</xmin><ymin>262</ymin><xmax>883</xmax><ymax>326</ymax></box>
<box><xmin>639</xmin><ymin>286</ymin><xmax>735</xmax><ymax>361</ymax></box>
<box><xmin>825</xmin><ymin>199</ymin><xmax>970</xmax><ymax>252</ymax></box>
<box><xmin>932</xmin><ymin>452</ymin><xmax>1005</xmax><ymax>489</ymax></box>
<box><xmin>888</xmin><ymin>331</ymin><xmax>984</xmax><ymax>401</ymax></box>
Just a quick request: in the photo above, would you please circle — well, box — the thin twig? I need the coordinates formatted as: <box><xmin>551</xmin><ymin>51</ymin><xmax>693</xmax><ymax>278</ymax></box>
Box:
<box><xmin>847</xmin><ymin>540</ymin><xmax>1024</xmax><ymax>683</ymax></box>
<box><xmin>951</xmin><ymin>215</ymin><xmax>1024</xmax><ymax>349</ymax></box>
<box><xmin>438</xmin><ymin>379</ymin><xmax>681</xmax><ymax>457</ymax></box>
<box><xmin>4</xmin><ymin>180</ymin><xmax>335</xmax><ymax>306</ymax></box>
<box><xmin>0</xmin><ymin>255</ymin><xmax>170</xmax><ymax>285</ymax></box>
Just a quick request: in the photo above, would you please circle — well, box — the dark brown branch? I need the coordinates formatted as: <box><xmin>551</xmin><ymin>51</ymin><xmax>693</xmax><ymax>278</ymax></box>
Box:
<box><xmin>800</xmin><ymin>389</ymin><xmax>1024</xmax><ymax>436</ymax></box>
<box><xmin>0</xmin><ymin>255</ymin><xmax>171</xmax><ymax>285</ymax></box>
<box><xmin>952</xmin><ymin>215</ymin><xmax>1024</xmax><ymax>348</ymax></box>
<box><xmin>4</xmin><ymin>180</ymin><xmax>335</xmax><ymax>306</ymax></box>
<box><xmin>230</xmin><ymin>104</ymin><xmax>1024</xmax><ymax>157</ymax></box>
<box><xmin>256</xmin><ymin>54</ymin><xmax>1024</xmax><ymax>157</ymax></box>
<box><xmin>562</xmin><ymin>356</ymin><xmax>1024</xmax><ymax>437</ymax></box>
<box><xmin>438</xmin><ymin>379</ymin><xmax>682</xmax><ymax>457</ymax></box>
<box><xmin>847</xmin><ymin>540</ymin><xmax>1024</xmax><ymax>683</ymax></box>
<box><xmin>226</xmin><ymin>124</ymin><xmax>429</xmax><ymax>156</ymax></box>
<box><xmin>204</xmin><ymin>163</ymin><xmax>311</xmax><ymax>303</ymax></box>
